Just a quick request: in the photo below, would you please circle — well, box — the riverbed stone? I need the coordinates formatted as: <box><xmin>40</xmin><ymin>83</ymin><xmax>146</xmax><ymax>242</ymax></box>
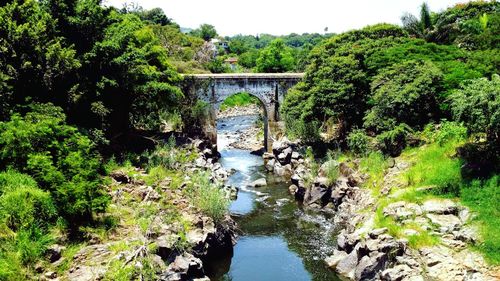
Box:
<box><xmin>381</xmin><ymin>264</ymin><xmax>414</xmax><ymax>281</ymax></box>
<box><xmin>325</xmin><ymin>250</ymin><xmax>348</xmax><ymax>268</ymax></box>
<box><xmin>265</xmin><ymin>158</ymin><xmax>276</xmax><ymax>172</ymax></box>
<box><xmin>355</xmin><ymin>251</ymin><xmax>388</xmax><ymax>280</ymax></box>
<box><xmin>249</xmin><ymin>178</ymin><xmax>267</xmax><ymax>187</ymax></box>
<box><xmin>335</xmin><ymin>249</ymin><xmax>359</xmax><ymax>279</ymax></box>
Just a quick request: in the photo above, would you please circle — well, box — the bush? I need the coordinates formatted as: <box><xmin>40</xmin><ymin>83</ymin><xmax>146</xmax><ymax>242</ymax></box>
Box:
<box><xmin>450</xmin><ymin>74</ymin><xmax>500</xmax><ymax>143</ymax></box>
<box><xmin>347</xmin><ymin>129</ymin><xmax>371</xmax><ymax>155</ymax></box>
<box><xmin>0</xmin><ymin>184</ymin><xmax>56</xmax><ymax>231</ymax></box>
<box><xmin>377</xmin><ymin>124</ymin><xmax>413</xmax><ymax>156</ymax></box>
<box><xmin>0</xmin><ymin>170</ymin><xmax>37</xmax><ymax>196</ymax></box>
<box><xmin>0</xmin><ymin>104</ymin><xmax>109</xmax><ymax>227</ymax></box>
<box><xmin>194</xmin><ymin>184</ymin><xmax>230</xmax><ymax>223</ymax></box>
<box><xmin>460</xmin><ymin>175</ymin><xmax>500</xmax><ymax>264</ymax></box>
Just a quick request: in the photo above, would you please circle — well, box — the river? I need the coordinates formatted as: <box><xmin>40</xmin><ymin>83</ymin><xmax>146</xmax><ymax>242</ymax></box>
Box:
<box><xmin>205</xmin><ymin>114</ymin><xmax>341</xmax><ymax>281</ymax></box>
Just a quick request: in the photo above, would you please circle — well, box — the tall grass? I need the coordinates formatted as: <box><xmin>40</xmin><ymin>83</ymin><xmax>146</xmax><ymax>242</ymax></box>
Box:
<box><xmin>460</xmin><ymin>176</ymin><xmax>500</xmax><ymax>264</ymax></box>
<box><xmin>186</xmin><ymin>172</ymin><xmax>229</xmax><ymax>223</ymax></box>
<box><xmin>359</xmin><ymin>151</ymin><xmax>387</xmax><ymax>193</ymax></box>
<box><xmin>402</xmin><ymin>141</ymin><xmax>463</xmax><ymax>194</ymax></box>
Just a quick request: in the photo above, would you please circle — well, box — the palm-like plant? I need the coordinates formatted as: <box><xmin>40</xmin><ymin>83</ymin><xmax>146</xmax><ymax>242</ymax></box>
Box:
<box><xmin>401</xmin><ymin>3</ymin><xmax>434</xmax><ymax>40</ymax></box>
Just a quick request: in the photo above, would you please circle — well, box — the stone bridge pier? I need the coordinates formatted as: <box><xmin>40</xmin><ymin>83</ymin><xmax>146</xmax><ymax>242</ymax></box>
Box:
<box><xmin>183</xmin><ymin>73</ymin><xmax>304</xmax><ymax>152</ymax></box>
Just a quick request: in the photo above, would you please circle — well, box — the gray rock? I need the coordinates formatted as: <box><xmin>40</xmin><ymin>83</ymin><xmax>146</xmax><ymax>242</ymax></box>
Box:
<box><xmin>46</xmin><ymin>244</ymin><xmax>65</xmax><ymax>263</ymax></box>
<box><xmin>288</xmin><ymin>184</ymin><xmax>298</xmax><ymax>195</ymax></box>
<box><xmin>291</xmin><ymin>173</ymin><xmax>302</xmax><ymax>186</ymax></box>
<box><xmin>369</xmin><ymin>228</ymin><xmax>388</xmax><ymax>239</ymax></box>
<box><xmin>383</xmin><ymin>202</ymin><xmax>422</xmax><ymax>221</ymax></box>
<box><xmin>355</xmin><ymin>252</ymin><xmax>388</xmax><ymax>281</ymax></box>
<box><xmin>324</xmin><ymin>250</ymin><xmax>348</xmax><ymax>268</ymax></box>
<box><xmin>249</xmin><ymin>178</ymin><xmax>267</xmax><ymax>187</ymax></box>
<box><xmin>44</xmin><ymin>271</ymin><xmax>57</xmax><ymax>279</ymax></box>
<box><xmin>453</xmin><ymin>227</ymin><xmax>478</xmax><ymax>243</ymax></box>
<box><xmin>156</xmin><ymin>234</ymin><xmax>178</xmax><ymax>260</ymax></box>
<box><xmin>426</xmin><ymin>214</ymin><xmax>462</xmax><ymax>233</ymax></box>
<box><xmin>265</xmin><ymin>158</ymin><xmax>276</xmax><ymax>172</ymax></box>
<box><xmin>162</xmin><ymin>253</ymin><xmax>205</xmax><ymax>280</ymax></box>
<box><xmin>304</xmin><ymin>182</ymin><xmax>330</xmax><ymax>206</ymax></box>
<box><xmin>336</xmin><ymin>249</ymin><xmax>359</xmax><ymax>280</ymax></box>
<box><xmin>422</xmin><ymin>199</ymin><xmax>458</xmax><ymax>215</ymax></box>
<box><xmin>381</xmin><ymin>264</ymin><xmax>413</xmax><ymax>281</ymax></box>
<box><xmin>109</xmin><ymin>170</ymin><xmax>130</xmax><ymax>184</ymax></box>
<box><xmin>291</xmin><ymin>151</ymin><xmax>300</xmax><ymax>159</ymax></box>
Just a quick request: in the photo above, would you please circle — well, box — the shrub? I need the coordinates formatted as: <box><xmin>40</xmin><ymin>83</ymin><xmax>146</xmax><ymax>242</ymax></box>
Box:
<box><xmin>347</xmin><ymin>129</ymin><xmax>371</xmax><ymax>155</ymax></box>
<box><xmin>450</xmin><ymin>74</ymin><xmax>500</xmax><ymax>143</ymax></box>
<box><xmin>433</xmin><ymin>122</ymin><xmax>468</xmax><ymax>145</ymax></box>
<box><xmin>377</xmin><ymin>124</ymin><xmax>413</xmax><ymax>156</ymax></box>
<box><xmin>0</xmin><ymin>170</ymin><xmax>37</xmax><ymax>196</ymax></box>
<box><xmin>0</xmin><ymin>104</ymin><xmax>109</xmax><ymax>227</ymax></box>
<box><xmin>0</xmin><ymin>184</ymin><xmax>56</xmax><ymax>231</ymax></box>
<box><xmin>460</xmin><ymin>175</ymin><xmax>500</xmax><ymax>264</ymax></box>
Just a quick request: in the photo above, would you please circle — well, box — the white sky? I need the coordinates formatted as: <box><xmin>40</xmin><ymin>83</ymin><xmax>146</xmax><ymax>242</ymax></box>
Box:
<box><xmin>104</xmin><ymin>0</ymin><xmax>470</xmax><ymax>36</ymax></box>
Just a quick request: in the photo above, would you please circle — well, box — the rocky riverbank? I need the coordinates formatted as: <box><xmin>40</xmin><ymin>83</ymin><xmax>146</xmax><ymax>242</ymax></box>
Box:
<box><xmin>217</xmin><ymin>105</ymin><xmax>264</xmax><ymax>152</ymax></box>
<box><xmin>40</xmin><ymin>138</ymin><xmax>237</xmax><ymax>281</ymax></box>
<box><xmin>264</xmin><ymin>138</ymin><xmax>500</xmax><ymax>281</ymax></box>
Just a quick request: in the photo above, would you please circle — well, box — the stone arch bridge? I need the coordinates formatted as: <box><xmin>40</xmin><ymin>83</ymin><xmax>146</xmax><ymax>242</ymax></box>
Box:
<box><xmin>183</xmin><ymin>73</ymin><xmax>304</xmax><ymax>151</ymax></box>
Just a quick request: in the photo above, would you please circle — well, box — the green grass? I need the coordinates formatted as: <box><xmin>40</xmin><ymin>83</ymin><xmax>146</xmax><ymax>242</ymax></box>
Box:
<box><xmin>460</xmin><ymin>176</ymin><xmax>500</xmax><ymax>264</ymax></box>
<box><xmin>220</xmin><ymin>92</ymin><xmax>260</xmax><ymax>111</ymax></box>
<box><xmin>359</xmin><ymin>151</ymin><xmax>387</xmax><ymax>194</ymax></box>
<box><xmin>407</xmin><ymin>231</ymin><xmax>439</xmax><ymax>248</ymax></box>
<box><xmin>402</xmin><ymin>141</ymin><xmax>463</xmax><ymax>194</ymax></box>
<box><xmin>398</xmin><ymin>135</ymin><xmax>499</xmax><ymax>264</ymax></box>
<box><xmin>185</xmin><ymin>172</ymin><xmax>229</xmax><ymax>223</ymax></box>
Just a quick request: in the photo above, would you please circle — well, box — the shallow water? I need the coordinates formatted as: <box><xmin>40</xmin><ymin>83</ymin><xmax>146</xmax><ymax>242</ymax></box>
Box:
<box><xmin>207</xmin><ymin>115</ymin><xmax>340</xmax><ymax>281</ymax></box>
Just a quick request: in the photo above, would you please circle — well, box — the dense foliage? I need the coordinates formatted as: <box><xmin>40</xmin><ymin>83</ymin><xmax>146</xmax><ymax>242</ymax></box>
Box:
<box><xmin>282</xmin><ymin>2</ymin><xmax>499</xmax><ymax>150</ymax></box>
<box><xmin>451</xmin><ymin>74</ymin><xmax>500</xmax><ymax>143</ymax></box>
<box><xmin>255</xmin><ymin>39</ymin><xmax>296</xmax><ymax>72</ymax></box>
<box><xmin>0</xmin><ymin>104</ymin><xmax>108</xmax><ymax>225</ymax></box>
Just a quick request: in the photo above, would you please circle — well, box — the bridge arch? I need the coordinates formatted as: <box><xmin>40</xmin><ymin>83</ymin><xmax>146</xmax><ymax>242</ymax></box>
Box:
<box><xmin>183</xmin><ymin>73</ymin><xmax>304</xmax><ymax>151</ymax></box>
<box><xmin>215</xmin><ymin>92</ymin><xmax>270</xmax><ymax>151</ymax></box>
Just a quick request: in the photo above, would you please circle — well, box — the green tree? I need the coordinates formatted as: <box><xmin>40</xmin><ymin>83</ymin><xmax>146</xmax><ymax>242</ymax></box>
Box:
<box><xmin>364</xmin><ymin>60</ymin><xmax>444</xmax><ymax>132</ymax></box>
<box><xmin>192</xmin><ymin>24</ymin><xmax>218</xmax><ymax>41</ymax></box>
<box><xmin>451</xmin><ymin>74</ymin><xmax>500</xmax><ymax>143</ymax></box>
<box><xmin>0</xmin><ymin>0</ymin><xmax>80</xmax><ymax>120</ymax></box>
<box><xmin>255</xmin><ymin>39</ymin><xmax>295</xmax><ymax>72</ymax></box>
<box><xmin>0</xmin><ymin>104</ymin><xmax>109</xmax><ymax>226</ymax></box>
<box><xmin>282</xmin><ymin>55</ymin><xmax>367</xmax><ymax>140</ymax></box>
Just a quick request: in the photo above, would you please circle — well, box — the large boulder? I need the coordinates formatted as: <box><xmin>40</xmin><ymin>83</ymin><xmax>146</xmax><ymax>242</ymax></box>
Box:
<box><xmin>161</xmin><ymin>253</ymin><xmax>206</xmax><ymax>281</ymax></box>
<box><xmin>277</xmin><ymin>147</ymin><xmax>293</xmax><ymax>165</ymax></box>
<box><xmin>354</xmin><ymin>252</ymin><xmax>388</xmax><ymax>281</ymax></box>
<box><xmin>303</xmin><ymin>177</ymin><xmax>331</xmax><ymax>206</ymax></box>
<box><xmin>325</xmin><ymin>250</ymin><xmax>349</xmax><ymax>268</ymax></box>
<box><xmin>335</xmin><ymin>248</ymin><xmax>359</xmax><ymax>279</ymax></box>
